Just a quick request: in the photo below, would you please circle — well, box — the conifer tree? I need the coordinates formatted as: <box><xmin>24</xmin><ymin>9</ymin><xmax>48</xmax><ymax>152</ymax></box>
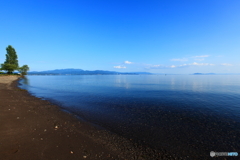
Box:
<box><xmin>1</xmin><ymin>45</ymin><xmax>19</xmax><ymax>74</ymax></box>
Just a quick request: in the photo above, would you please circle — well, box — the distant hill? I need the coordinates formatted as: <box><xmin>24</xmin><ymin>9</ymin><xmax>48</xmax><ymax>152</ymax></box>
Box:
<box><xmin>192</xmin><ymin>73</ymin><xmax>216</xmax><ymax>75</ymax></box>
<box><xmin>131</xmin><ymin>72</ymin><xmax>153</xmax><ymax>75</ymax></box>
<box><xmin>191</xmin><ymin>73</ymin><xmax>240</xmax><ymax>75</ymax></box>
<box><xmin>28</xmin><ymin>69</ymin><xmax>153</xmax><ymax>75</ymax></box>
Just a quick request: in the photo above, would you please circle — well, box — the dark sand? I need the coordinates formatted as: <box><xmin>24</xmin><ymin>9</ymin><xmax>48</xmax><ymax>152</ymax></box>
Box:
<box><xmin>0</xmin><ymin>76</ymin><xmax>176</xmax><ymax>160</ymax></box>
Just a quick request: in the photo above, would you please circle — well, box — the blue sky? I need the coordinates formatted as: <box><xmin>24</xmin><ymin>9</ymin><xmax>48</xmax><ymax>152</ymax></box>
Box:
<box><xmin>0</xmin><ymin>0</ymin><xmax>239</xmax><ymax>74</ymax></box>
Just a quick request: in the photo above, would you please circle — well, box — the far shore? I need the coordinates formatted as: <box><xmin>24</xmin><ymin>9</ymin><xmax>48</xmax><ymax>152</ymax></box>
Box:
<box><xmin>0</xmin><ymin>76</ymin><xmax>173</xmax><ymax>160</ymax></box>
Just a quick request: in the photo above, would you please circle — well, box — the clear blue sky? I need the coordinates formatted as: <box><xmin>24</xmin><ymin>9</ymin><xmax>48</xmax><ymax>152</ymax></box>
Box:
<box><xmin>1</xmin><ymin>0</ymin><xmax>239</xmax><ymax>74</ymax></box>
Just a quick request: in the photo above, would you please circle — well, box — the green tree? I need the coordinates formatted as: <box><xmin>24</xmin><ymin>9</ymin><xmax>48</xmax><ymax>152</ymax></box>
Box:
<box><xmin>1</xmin><ymin>64</ymin><xmax>16</xmax><ymax>73</ymax></box>
<box><xmin>1</xmin><ymin>45</ymin><xmax>19</xmax><ymax>74</ymax></box>
<box><xmin>18</xmin><ymin>65</ymin><xmax>30</xmax><ymax>75</ymax></box>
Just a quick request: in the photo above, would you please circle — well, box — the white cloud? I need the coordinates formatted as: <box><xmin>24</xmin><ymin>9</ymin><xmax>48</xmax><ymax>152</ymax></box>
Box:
<box><xmin>190</xmin><ymin>62</ymin><xmax>214</xmax><ymax>66</ymax></box>
<box><xmin>179</xmin><ymin>64</ymin><xmax>188</xmax><ymax>67</ymax></box>
<box><xmin>221</xmin><ymin>63</ymin><xmax>233</xmax><ymax>66</ymax></box>
<box><xmin>144</xmin><ymin>61</ymin><xmax>215</xmax><ymax>70</ymax></box>
<box><xmin>193</xmin><ymin>55</ymin><xmax>210</xmax><ymax>58</ymax></box>
<box><xmin>176</xmin><ymin>62</ymin><xmax>214</xmax><ymax>67</ymax></box>
<box><xmin>151</xmin><ymin>65</ymin><xmax>165</xmax><ymax>68</ymax></box>
<box><xmin>171</xmin><ymin>62</ymin><xmax>214</xmax><ymax>68</ymax></box>
<box><xmin>146</xmin><ymin>64</ymin><xmax>178</xmax><ymax>69</ymax></box>
<box><xmin>174</xmin><ymin>62</ymin><xmax>214</xmax><ymax>68</ymax></box>
<box><xmin>114</xmin><ymin>66</ymin><xmax>126</xmax><ymax>69</ymax></box>
<box><xmin>124</xmin><ymin>61</ymin><xmax>132</xmax><ymax>64</ymax></box>
<box><xmin>171</xmin><ymin>58</ymin><xmax>188</xmax><ymax>62</ymax></box>
<box><xmin>190</xmin><ymin>55</ymin><xmax>210</xmax><ymax>61</ymax></box>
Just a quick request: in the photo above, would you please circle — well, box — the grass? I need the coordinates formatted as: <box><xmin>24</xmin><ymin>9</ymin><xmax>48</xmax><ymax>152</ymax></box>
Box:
<box><xmin>0</xmin><ymin>73</ymin><xmax>21</xmax><ymax>76</ymax></box>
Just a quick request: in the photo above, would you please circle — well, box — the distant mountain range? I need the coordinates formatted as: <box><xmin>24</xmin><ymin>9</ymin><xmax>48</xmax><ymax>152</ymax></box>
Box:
<box><xmin>192</xmin><ymin>73</ymin><xmax>216</xmax><ymax>75</ymax></box>
<box><xmin>28</xmin><ymin>69</ymin><xmax>153</xmax><ymax>75</ymax></box>
<box><xmin>192</xmin><ymin>73</ymin><xmax>240</xmax><ymax>75</ymax></box>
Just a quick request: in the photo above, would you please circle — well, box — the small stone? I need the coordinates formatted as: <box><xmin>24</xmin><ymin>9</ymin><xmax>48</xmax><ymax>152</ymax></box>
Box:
<box><xmin>17</xmin><ymin>117</ymin><xmax>19</xmax><ymax>119</ymax></box>
<box><xmin>70</xmin><ymin>151</ymin><xmax>73</xmax><ymax>154</ymax></box>
<box><xmin>40</xmin><ymin>138</ymin><xmax>43</xmax><ymax>140</ymax></box>
<box><xmin>83</xmin><ymin>156</ymin><xmax>87</xmax><ymax>158</ymax></box>
<box><xmin>44</xmin><ymin>129</ymin><xmax>47</xmax><ymax>132</ymax></box>
<box><xmin>55</xmin><ymin>126</ymin><xmax>58</xmax><ymax>129</ymax></box>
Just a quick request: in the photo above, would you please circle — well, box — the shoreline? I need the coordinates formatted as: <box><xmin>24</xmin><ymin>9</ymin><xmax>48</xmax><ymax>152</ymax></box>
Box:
<box><xmin>0</xmin><ymin>76</ymin><xmax>175</xmax><ymax>160</ymax></box>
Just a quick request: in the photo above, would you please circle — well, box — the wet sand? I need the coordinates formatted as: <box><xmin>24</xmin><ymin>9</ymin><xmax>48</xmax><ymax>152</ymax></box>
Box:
<box><xmin>0</xmin><ymin>76</ymin><xmax>175</xmax><ymax>160</ymax></box>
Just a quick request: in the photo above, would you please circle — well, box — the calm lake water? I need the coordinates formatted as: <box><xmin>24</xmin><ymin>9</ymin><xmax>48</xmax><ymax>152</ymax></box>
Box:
<box><xmin>19</xmin><ymin>75</ymin><xmax>240</xmax><ymax>158</ymax></box>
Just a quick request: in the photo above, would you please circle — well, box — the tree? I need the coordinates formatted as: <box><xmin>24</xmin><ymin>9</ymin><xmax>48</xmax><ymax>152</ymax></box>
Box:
<box><xmin>1</xmin><ymin>64</ymin><xmax>17</xmax><ymax>73</ymax></box>
<box><xmin>18</xmin><ymin>65</ymin><xmax>30</xmax><ymax>75</ymax></box>
<box><xmin>1</xmin><ymin>45</ymin><xmax>19</xmax><ymax>74</ymax></box>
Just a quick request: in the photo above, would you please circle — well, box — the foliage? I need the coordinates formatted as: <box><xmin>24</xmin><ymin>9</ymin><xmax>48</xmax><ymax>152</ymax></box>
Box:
<box><xmin>2</xmin><ymin>45</ymin><xmax>19</xmax><ymax>74</ymax></box>
<box><xmin>1</xmin><ymin>63</ymin><xmax>18</xmax><ymax>74</ymax></box>
<box><xmin>18</xmin><ymin>65</ymin><xmax>30</xmax><ymax>75</ymax></box>
<box><xmin>1</xmin><ymin>45</ymin><xmax>30</xmax><ymax>75</ymax></box>
<box><xmin>6</xmin><ymin>45</ymin><xmax>19</xmax><ymax>66</ymax></box>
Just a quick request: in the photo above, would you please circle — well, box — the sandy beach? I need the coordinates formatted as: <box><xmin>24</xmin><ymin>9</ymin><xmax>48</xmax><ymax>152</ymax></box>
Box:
<box><xmin>0</xmin><ymin>76</ymin><xmax>176</xmax><ymax>160</ymax></box>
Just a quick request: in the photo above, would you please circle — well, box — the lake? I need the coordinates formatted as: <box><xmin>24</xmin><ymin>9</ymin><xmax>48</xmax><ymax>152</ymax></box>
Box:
<box><xmin>19</xmin><ymin>75</ymin><xmax>240</xmax><ymax>158</ymax></box>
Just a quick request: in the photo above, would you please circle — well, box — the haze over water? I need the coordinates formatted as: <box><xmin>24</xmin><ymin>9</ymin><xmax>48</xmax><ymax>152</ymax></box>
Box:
<box><xmin>19</xmin><ymin>75</ymin><xmax>240</xmax><ymax>158</ymax></box>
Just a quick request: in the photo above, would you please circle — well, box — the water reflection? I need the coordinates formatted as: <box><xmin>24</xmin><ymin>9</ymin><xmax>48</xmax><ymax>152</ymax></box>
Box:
<box><xmin>22</xmin><ymin>76</ymin><xmax>29</xmax><ymax>85</ymax></box>
<box><xmin>114</xmin><ymin>75</ymin><xmax>131</xmax><ymax>89</ymax></box>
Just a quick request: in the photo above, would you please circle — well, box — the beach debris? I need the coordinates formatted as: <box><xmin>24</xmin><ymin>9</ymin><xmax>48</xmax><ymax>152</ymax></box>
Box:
<box><xmin>44</xmin><ymin>129</ymin><xmax>47</xmax><ymax>132</ymax></box>
<box><xmin>83</xmin><ymin>156</ymin><xmax>87</xmax><ymax>158</ymax></box>
<box><xmin>70</xmin><ymin>151</ymin><xmax>73</xmax><ymax>154</ymax></box>
<box><xmin>55</xmin><ymin>125</ymin><xmax>58</xmax><ymax>130</ymax></box>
